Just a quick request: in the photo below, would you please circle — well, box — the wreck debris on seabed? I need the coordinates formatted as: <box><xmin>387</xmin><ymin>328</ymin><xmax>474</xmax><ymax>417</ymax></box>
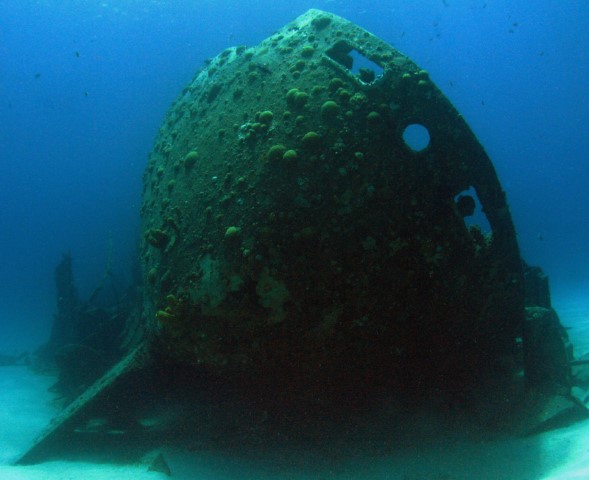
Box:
<box><xmin>14</xmin><ymin>9</ymin><xmax>589</xmax><ymax>471</ymax></box>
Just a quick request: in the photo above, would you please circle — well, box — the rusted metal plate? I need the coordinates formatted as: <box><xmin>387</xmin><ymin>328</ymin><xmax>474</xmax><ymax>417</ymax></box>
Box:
<box><xmin>140</xmin><ymin>8</ymin><xmax>524</xmax><ymax>398</ymax></box>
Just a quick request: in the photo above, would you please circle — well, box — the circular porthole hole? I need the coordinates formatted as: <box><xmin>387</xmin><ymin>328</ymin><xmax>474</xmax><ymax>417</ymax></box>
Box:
<box><xmin>402</xmin><ymin>123</ymin><xmax>430</xmax><ymax>152</ymax></box>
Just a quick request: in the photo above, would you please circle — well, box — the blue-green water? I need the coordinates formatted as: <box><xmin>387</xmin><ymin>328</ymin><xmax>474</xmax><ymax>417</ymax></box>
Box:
<box><xmin>0</xmin><ymin>1</ymin><xmax>587</xmax><ymax>478</ymax></box>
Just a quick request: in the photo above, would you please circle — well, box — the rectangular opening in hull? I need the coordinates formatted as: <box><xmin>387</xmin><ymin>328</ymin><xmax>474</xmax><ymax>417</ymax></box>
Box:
<box><xmin>325</xmin><ymin>41</ymin><xmax>384</xmax><ymax>84</ymax></box>
<box><xmin>454</xmin><ymin>186</ymin><xmax>492</xmax><ymax>235</ymax></box>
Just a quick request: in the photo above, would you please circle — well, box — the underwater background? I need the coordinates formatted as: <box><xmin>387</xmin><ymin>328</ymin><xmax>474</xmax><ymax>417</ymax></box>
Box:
<box><xmin>0</xmin><ymin>1</ymin><xmax>589</xmax><ymax>479</ymax></box>
<box><xmin>0</xmin><ymin>0</ymin><xmax>587</xmax><ymax>353</ymax></box>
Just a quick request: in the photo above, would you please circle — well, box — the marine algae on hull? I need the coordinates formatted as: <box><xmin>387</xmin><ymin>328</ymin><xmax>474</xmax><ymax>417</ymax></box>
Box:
<box><xmin>140</xmin><ymin>8</ymin><xmax>524</xmax><ymax>399</ymax></box>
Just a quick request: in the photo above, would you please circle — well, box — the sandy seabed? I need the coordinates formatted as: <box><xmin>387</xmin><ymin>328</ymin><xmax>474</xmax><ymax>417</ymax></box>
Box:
<box><xmin>1</xmin><ymin>288</ymin><xmax>588</xmax><ymax>480</ymax></box>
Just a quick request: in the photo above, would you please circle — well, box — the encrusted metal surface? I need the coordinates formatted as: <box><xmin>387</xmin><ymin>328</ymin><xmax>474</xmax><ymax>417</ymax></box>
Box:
<box><xmin>140</xmin><ymin>9</ymin><xmax>524</xmax><ymax>398</ymax></box>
